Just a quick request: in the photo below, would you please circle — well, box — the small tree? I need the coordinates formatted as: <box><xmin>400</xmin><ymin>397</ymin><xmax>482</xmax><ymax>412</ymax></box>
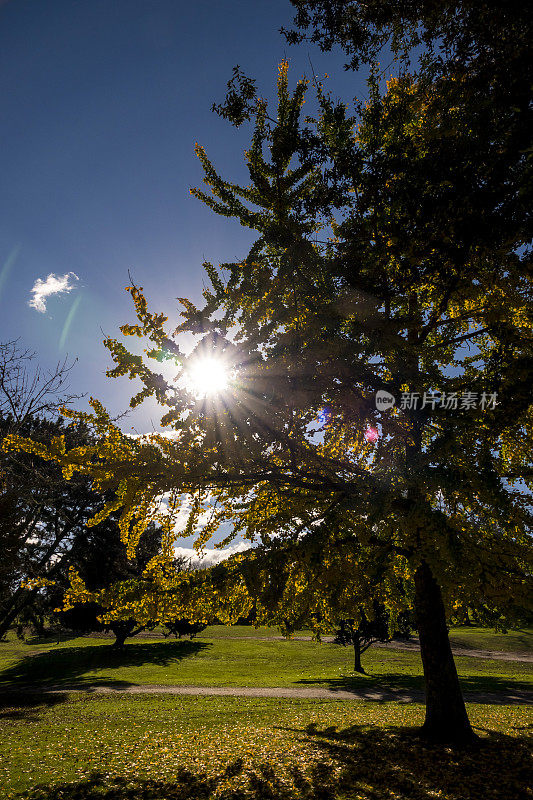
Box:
<box><xmin>162</xmin><ymin>619</ymin><xmax>207</xmax><ymax>639</ymax></box>
<box><xmin>0</xmin><ymin>415</ymin><xmax>107</xmax><ymax>640</ymax></box>
<box><xmin>56</xmin><ymin>520</ymin><xmax>163</xmax><ymax>648</ymax></box>
<box><xmin>59</xmin><ymin>552</ymin><xmax>205</xmax><ymax>648</ymax></box>
<box><xmin>334</xmin><ymin>605</ymin><xmax>412</xmax><ymax>674</ymax></box>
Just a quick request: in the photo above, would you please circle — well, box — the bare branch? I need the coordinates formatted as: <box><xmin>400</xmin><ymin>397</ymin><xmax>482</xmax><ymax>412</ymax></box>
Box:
<box><xmin>0</xmin><ymin>339</ymin><xmax>84</xmax><ymax>429</ymax></box>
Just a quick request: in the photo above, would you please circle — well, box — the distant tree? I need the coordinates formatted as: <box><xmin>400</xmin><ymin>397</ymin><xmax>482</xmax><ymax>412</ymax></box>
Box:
<box><xmin>334</xmin><ymin>604</ymin><xmax>412</xmax><ymax>674</ymax></box>
<box><xmin>0</xmin><ymin>340</ymin><xmax>167</xmax><ymax>646</ymax></box>
<box><xmin>59</xmin><ymin>552</ymin><xmax>204</xmax><ymax>648</ymax></box>
<box><xmin>0</xmin><ymin>340</ymin><xmax>87</xmax><ymax>639</ymax></box>
<box><xmin>449</xmin><ymin>597</ymin><xmax>533</xmax><ymax>633</ymax></box>
<box><xmin>0</xmin><ymin>339</ymin><xmax>80</xmax><ymax>428</ymax></box>
<box><xmin>0</xmin><ymin>414</ymin><xmax>106</xmax><ymax>640</ymax></box>
<box><xmin>14</xmin><ymin>595</ymin><xmax>49</xmax><ymax>640</ymax></box>
<box><xmin>162</xmin><ymin>619</ymin><xmax>207</xmax><ymax>639</ymax></box>
<box><xmin>54</xmin><ymin>518</ymin><xmax>163</xmax><ymax>648</ymax></box>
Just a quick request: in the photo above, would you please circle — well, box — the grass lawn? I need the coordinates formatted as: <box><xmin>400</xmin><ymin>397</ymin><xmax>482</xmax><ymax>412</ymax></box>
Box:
<box><xmin>200</xmin><ymin>624</ymin><xmax>533</xmax><ymax>654</ymax></box>
<box><xmin>142</xmin><ymin>623</ymin><xmax>533</xmax><ymax>653</ymax></box>
<box><xmin>0</xmin><ymin>628</ymin><xmax>530</xmax><ymax>798</ymax></box>
<box><xmin>0</xmin><ymin>631</ymin><xmax>531</xmax><ymax>695</ymax></box>
<box><xmin>0</xmin><ymin>693</ymin><xmax>531</xmax><ymax>799</ymax></box>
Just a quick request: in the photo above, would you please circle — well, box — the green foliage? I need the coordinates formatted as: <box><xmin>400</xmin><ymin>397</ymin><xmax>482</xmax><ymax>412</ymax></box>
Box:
<box><xmin>284</xmin><ymin>1</ymin><xmax>533</xmax><ymax>78</ymax></box>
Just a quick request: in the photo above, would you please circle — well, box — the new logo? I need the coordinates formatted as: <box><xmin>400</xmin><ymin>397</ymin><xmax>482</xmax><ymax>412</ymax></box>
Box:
<box><xmin>375</xmin><ymin>390</ymin><xmax>395</xmax><ymax>410</ymax></box>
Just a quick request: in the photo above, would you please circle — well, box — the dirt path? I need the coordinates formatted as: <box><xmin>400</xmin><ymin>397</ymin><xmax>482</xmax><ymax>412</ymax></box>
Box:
<box><xmin>5</xmin><ymin>683</ymin><xmax>531</xmax><ymax>705</ymax></box>
<box><xmin>378</xmin><ymin>638</ymin><xmax>533</xmax><ymax>663</ymax></box>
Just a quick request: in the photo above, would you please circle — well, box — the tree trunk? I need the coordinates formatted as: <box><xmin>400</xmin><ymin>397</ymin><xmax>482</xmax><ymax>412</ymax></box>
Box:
<box><xmin>110</xmin><ymin>622</ymin><xmax>134</xmax><ymax>649</ymax></box>
<box><xmin>414</xmin><ymin>560</ymin><xmax>476</xmax><ymax>744</ymax></box>
<box><xmin>28</xmin><ymin>609</ymin><xmax>46</xmax><ymax>638</ymax></box>
<box><xmin>111</xmin><ymin>630</ymin><xmax>128</xmax><ymax>649</ymax></box>
<box><xmin>0</xmin><ymin>587</ymin><xmax>38</xmax><ymax>640</ymax></box>
<box><xmin>0</xmin><ymin>605</ymin><xmax>19</xmax><ymax>640</ymax></box>
<box><xmin>352</xmin><ymin>631</ymin><xmax>365</xmax><ymax>674</ymax></box>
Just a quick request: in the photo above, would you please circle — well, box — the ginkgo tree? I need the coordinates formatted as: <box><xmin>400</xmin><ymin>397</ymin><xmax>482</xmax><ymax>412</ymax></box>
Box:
<box><xmin>5</xmin><ymin>7</ymin><xmax>533</xmax><ymax>744</ymax></box>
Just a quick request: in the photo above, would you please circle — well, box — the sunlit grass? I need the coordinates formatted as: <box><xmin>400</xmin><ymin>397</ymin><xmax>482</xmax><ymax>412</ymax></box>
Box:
<box><xmin>0</xmin><ymin>632</ymin><xmax>531</xmax><ymax>695</ymax></box>
<box><xmin>0</xmin><ymin>629</ymin><xmax>531</xmax><ymax>696</ymax></box>
<box><xmin>0</xmin><ymin>694</ymin><xmax>531</xmax><ymax>799</ymax></box>
<box><xmin>0</xmin><ymin>627</ymin><xmax>530</xmax><ymax>798</ymax></box>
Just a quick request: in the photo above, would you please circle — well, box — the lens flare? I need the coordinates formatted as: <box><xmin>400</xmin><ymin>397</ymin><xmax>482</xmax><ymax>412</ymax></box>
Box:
<box><xmin>317</xmin><ymin>407</ymin><xmax>330</xmax><ymax>426</ymax></box>
<box><xmin>364</xmin><ymin>426</ymin><xmax>379</xmax><ymax>443</ymax></box>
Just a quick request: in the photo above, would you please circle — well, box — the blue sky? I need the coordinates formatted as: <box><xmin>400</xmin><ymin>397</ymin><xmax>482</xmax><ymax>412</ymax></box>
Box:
<box><xmin>0</xmin><ymin>1</ymin><xmax>371</xmax><ymax>553</ymax></box>
<box><xmin>0</xmin><ymin>0</ymin><xmax>369</xmax><ymax>431</ymax></box>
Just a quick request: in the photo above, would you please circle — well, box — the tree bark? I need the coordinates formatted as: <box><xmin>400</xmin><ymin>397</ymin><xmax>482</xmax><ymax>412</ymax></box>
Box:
<box><xmin>352</xmin><ymin>632</ymin><xmax>365</xmax><ymax>674</ymax></box>
<box><xmin>414</xmin><ymin>560</ymin><xmax>476</xmax><ymax>744</ymax></box>
<box><xmin>110</xmin><ymin>621</ymin><xmax>134</xmax><ymax>649</ymax></box>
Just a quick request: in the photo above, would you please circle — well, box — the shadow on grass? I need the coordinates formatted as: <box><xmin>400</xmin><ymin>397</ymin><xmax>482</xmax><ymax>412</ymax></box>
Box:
<box><xmin>10</xmin><ymin>725</ymin><xmax>531</xmax><ymax>799</ymax></box>
<box><xmin>0</xmin><ymin>640</ymin><xmax>211</xmax><ymax>691</ymax></box>
<box><xmin>295</xmin><ymin>673</ymin><xmax>532</xmax><ymax>703</ymax></box>
<box><xmin>0</xmin><ymin>690</ymin><xmax>70</xmax><ymax>722</ymax></box>
<box><xmin>296</xmin><ymin>672</ymin><xmax>424</xmax><ymax>696</ymax></box>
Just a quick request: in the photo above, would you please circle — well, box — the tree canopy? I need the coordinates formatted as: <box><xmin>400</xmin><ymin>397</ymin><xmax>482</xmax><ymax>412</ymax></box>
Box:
<box><xmin>4</xmin><ymin>1</ymin><xmax>532</xmax><ymax>743</ymax></box>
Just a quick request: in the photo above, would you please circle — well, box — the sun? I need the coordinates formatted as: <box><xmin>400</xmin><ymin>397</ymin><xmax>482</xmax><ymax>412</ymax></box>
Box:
<box><xmin>185</xmin><ymin>357</ymin><xmax>230</xmax><ymax>398</ymax></box>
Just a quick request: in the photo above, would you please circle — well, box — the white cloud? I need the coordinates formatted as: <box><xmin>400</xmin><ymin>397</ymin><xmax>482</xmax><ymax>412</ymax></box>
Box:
<box><xmin>155</xmin><ymin>493</ymin><xmax>210</xmax><ymax>535</ymax></box>
<box><xmin>175</xmin><ymin>541</ymin><xmax>252</xmax><ymax>569</ymax></box>
<box><xmin>126</xmin><ymin>431</ymin><xmax>181</xmax><ymax>441</ymax></box>
<box><xmin>28</xmin><ymin>271</ymin><xmax>79</xmax><ymax>313</ymax></box>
